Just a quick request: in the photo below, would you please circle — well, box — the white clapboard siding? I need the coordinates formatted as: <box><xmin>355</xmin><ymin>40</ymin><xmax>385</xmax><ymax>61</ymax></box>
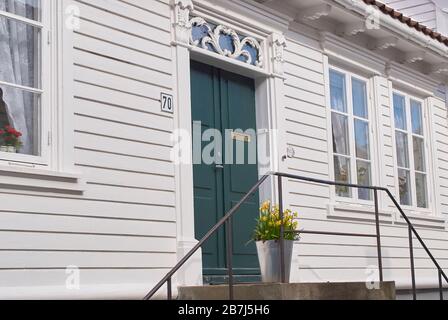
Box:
<box><xmin>74</xmin><ymin>131</ymin><xmax>173</xmax><ymax>163</ymax></box>
<box><xmin>74</xmin><ymin>98</ymin><xmax>173</xmax><ymax>134</ymax></box>
<box><xmin>432</xmin><ymin>97</ymin><xmax>448</xmax><ymax>216</ymax></box>
<box><xmin>0</xmin><ymin>212</ymin><xmax>175</xmax><ymax>238</ymax></box>
<box><xmin>0</xmin><ymin>269</ymin><xmax>171</xmax><ymax>294</ymax></box>
<box><xmin>73</xmin><ymin>81</ymin><xmax>168</xmax><ymax>117</ymax></box>
<box><xmin>384</xmin><ymin>0</ymin><xmax>437</xmax><ymax>29</ymax></box>
<box><xmin>377</xmin><ymin>77</ymin><xmax>397</xmax><ymax>209</ymax></box>
<box><xmin>0</xmin><ymin>233</ymin><xmax>176</xmax><ymax>254</ymax></box>
<box><xmin>74</xmin><ymin>47</ymin><xmax>172</xmax><ymax>89</ymax></box>
<box><xmin>0</xmin><ymin>193</ymin><xmax>175</xmax><ymax>222</ymax></box>
<box><xmin>0</xmin><ymin>0</ymin><xmax>176</xmax><ymax>295</ymax></box>
<box><xmin>283</xmin><ymin>33</ymin><xmax>331</xmax><ymax>221</ymax></box>
<box><xmin>74</xmin><ymin>115</ymin><xmax>172</xmax><ymax>147</ymax></box>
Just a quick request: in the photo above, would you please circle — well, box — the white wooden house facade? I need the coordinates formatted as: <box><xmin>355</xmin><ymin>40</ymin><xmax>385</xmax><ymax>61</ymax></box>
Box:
<box><xmin>1</xmin><ymin>0</ymin><xmax>448</xmax><ymax>299</ymax></box>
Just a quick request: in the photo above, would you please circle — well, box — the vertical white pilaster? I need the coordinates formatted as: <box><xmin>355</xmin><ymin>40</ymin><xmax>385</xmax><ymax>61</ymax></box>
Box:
<box><xmin>172</xmin><ymin>0</ymin><xmax>203</xmax><ymax>287</ymax></box>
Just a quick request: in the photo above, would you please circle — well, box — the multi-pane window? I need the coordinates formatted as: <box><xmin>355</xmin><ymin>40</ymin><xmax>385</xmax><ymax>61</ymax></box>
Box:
<box><xmin>393</xmin><ymin>93</ymin><xmax>428</xmax><ymax>208</ymax></box>
<box><xmin>329</xmin><ymin>69</ymin><xmax>372</xmax><ymax>201</ymax></box>
<box><xmin>0</xmin><ymin>0</ymin><xmax>42</xmax><ymax>156</ymax></box>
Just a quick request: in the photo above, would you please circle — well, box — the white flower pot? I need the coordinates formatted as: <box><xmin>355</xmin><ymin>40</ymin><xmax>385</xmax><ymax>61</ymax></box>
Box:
<box><xmin>256</xmin><ymin>240</ymin><xmax>294</xmax><ymax>283</ymax></box>
<box><xmin>0</xmin><ymin>146</ymin><xmax>17</xmax><ymax>153</ymax></box>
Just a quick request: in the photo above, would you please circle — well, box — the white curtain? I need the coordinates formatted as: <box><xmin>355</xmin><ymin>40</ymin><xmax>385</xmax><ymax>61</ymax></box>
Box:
<box><xmin>0</xmin><ymin>0</ymin><xmax>37</xmax><ymax>154</ymax></box>
<box><xmin>332</xmin><ymin>112</ymin><xmax>348</xmax><ymax>156</ymax></box>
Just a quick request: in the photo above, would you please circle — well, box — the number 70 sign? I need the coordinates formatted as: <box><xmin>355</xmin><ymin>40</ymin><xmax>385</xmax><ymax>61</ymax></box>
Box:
<box><xmin>161</xmin><ymin>92</ymin><xmax>174</xmax><ymax>114</ymax></box>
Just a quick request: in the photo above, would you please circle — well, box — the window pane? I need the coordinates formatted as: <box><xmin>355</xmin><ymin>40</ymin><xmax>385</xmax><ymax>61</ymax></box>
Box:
<box><xmin>398</xmin><ymin>169</ymin><xmax>412</xmax><ymax>206</ymax></box>
<box><xmin>411</xmin><ymin>100</ymin><xmax>423</xmax><ymax>136</ymax></box>
<box><xmin>1</xmin><ymin>0</ymin><xmax>41</xmax><ymax>21</ymax></box>
<box><xmin>334</xmin><ymin>156</ymin><xmax>351</xmax><ymax>197</ymax></box>
<box><xmin>357</xmin><ymin>160</ymin><xmax>372</xmax><ymax>200</ymax></box>
<box><xmin>395</xmin><ymin>131</ymin><xmax>409</xmax><ymax>168</ymax></box>
<box><xmin>332</xmin><ymin>112</ymin><xmax>350</xmax><ymax>156</ymax></box>
<box><xmin>352</xmin><ymin>78</ymin><xmax>368</xmax><ymax>119</ymax></box>
<box><xmin>415</xmin><ymin>173</ymin><xmax>428</xmax><ymax>208</ymax></box>
<box><xmin>0</xmin><ymin>16</ymin><xmax>41</xmax><ymax>89</ymax></box>
<box><xmin>393</xmin><ymin>93</ymin><xmax>407</xmax><ymax>130</ymax></box>
<box><xmin>413</xmin><ymin>136</ymin><xmax>426</xmax><ymax>172</ymax></box>
<box><xmin>355</xmin><ymin>119</ymin><xmax>370</xmax><ymax>160</ymax></box>
<box><xmin>330</xmin><ymin>70</ymin><xmax>347</xmax><ymax>113</ymax></box>
<box><xmin>0</xmin><ymin>86</ymin><xmax>40</xmax><ymax>155</ymax></box>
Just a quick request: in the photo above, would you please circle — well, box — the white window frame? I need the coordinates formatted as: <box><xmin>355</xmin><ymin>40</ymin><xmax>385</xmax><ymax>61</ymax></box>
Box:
<box><xmin>391</xmin><ymin>89</ymin><xmax>433</xmax><ymax>213</ymax></box>
<box><xmin>0</xmin><ymin>0</ymin><xmax>52</xmax><ymax>166</ymax></box>
<box><xmin>327</xmin><ymin>65</ymin><xmax>377</xmax><ymax>205</ymax></box>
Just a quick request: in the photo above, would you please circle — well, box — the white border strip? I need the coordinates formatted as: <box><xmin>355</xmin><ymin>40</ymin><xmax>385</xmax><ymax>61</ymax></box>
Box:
<box><xmin>0</xmin><ymin>80</ymin><xmax>43</xmax><ymax>94</ymax></box>
<box><xmin>0</xmin><ymin>10</ymin><xmax>44</xmax><ymax>28</ymax></box>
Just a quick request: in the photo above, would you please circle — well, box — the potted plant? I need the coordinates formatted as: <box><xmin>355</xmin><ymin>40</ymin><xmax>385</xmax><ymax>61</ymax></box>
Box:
<box><xmin>253</xmin><ymin>200</ymin><xmax>300</xmax><ymax>283</ymax></box>
<box><xmin>0</xmin><ymin>125</ymin><xmax>23</xmax><ymax>153</ymax></box>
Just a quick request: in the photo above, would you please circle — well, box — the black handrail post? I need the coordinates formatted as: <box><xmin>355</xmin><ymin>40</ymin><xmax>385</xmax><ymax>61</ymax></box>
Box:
<box><xmin>373</xmin><ymin>189</ymin><xmax>384</xmax><ymax>283</ymax></box>
<box><xmin>408</xmin><ymin>226</ymin><xmax>417</xmax><ymax>300</ymax></box>
<box><xmin>226</xmin><ymin>218</ymin><xmax>234</xmax><ymax>300</ymax></box>
<box><xmin>278</xmin><ymin>175</ymin><xmax>286</xmax><ymax>284</ymax></box>
<box><xmin>439</xmin><ymin>269</ymin><xmax>444</xmax><ymax>301</ymax></box>
<box><xmin>167</xmin><ymin>277</ymin><xmax>172</xmax><ymax>300</ymax></box>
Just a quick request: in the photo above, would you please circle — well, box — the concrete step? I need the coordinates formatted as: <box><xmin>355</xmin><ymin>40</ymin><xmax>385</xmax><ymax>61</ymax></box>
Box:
<box><xmin>178</xmin><ymin>282</ymin><xmax>396</xmax><ymax>300</ymax></box>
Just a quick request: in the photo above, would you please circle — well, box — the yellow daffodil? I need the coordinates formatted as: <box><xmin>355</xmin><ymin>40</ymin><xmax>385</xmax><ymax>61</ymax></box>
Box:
<box><xmin>254</xmin><ymin>200</ymin><xmax>301</xmax><ymax>242</ymax></box>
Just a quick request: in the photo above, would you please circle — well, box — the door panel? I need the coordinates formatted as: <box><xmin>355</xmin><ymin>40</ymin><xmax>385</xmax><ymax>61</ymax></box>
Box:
<box><xmin>191</xmin><ymin>61</ymin><xmax>260</xmax><ymax>280</ymax></box>
<box><xmin>220</xmin><ymin>70</ymin><xmax>260</xmax><ymax>274</ymax></box>
<box><xmin>191</xmin><ymin>62</ymin><xmax>225</xmax><ymax>274</ymax></box>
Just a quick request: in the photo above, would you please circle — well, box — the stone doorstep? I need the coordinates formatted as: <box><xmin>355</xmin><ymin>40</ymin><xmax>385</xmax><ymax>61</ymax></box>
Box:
<box><xmin>178</xmin><ymin>282</ymin><xmax>396</xmax><ymax>300</ymax></box>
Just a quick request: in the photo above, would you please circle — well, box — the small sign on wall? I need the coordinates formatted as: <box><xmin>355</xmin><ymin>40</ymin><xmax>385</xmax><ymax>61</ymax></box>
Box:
<box><xmin>161</xmin><ymin>92</ymin><xmax>174</xmax><ymax>114</ymax></box>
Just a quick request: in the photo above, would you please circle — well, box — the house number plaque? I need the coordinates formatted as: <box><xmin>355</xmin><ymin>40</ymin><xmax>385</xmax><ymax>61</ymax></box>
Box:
<box><xmin>161</xmin><ymin>92</ymin><xmax>174</xmax><ymax>114</ymax></box>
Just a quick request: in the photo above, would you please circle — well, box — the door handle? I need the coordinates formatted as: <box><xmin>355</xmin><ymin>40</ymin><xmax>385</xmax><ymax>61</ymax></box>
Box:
<box><xmin>215</xmin><ymin>164</ymin><xmax>224</xmax><ymax>170</ymax></box>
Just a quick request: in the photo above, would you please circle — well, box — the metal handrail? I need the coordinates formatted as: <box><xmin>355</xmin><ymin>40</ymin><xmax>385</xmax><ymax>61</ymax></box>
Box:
<box><xmin>143</xmin><ymin>174</ymin><xmax>270</xmax><ymax>300</ymax></box>
<box><xmin>144</xmin><ymin>172</ymin><xmax>448</xmax><ymax>300</ymax></box>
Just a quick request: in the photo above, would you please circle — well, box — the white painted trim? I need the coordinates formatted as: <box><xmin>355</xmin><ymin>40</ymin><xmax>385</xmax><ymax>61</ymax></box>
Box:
<box><xmin>328</xmin><ymin>0</ymin><xmax>448</xmax><ymax>60</ymax></box>
<box><xmin>171</xmin><ymin>0</ymin><xmax>289</xmax><ymax>286</ymax></box>
<box><xmin>171</xmin><ymin>0</ymin><xmax>200</xmax><ymax>288</ymax></box>
<box><xmin>0</xmin><ymin>0</ymin><xmax>78</xmax><ymax>180</ymax></box>
<box><xmin>57</xmin><ymin>0</ymin><xmax>77</xmax><ymax>174</ymax></box>
<box><xmin>390</xmin><ymin>88</ymin><xmax>436</xmax><ymax>215</ymax></box>
<box><xmin>193</xmin><ymin>0</ymin><xmax>291</xmax><ymax>35</ymax></box>
<box><xmin>325</xmin><ymin>64</ymin><xmax>379</xmax><ymax>206</ymax></box>
<box><xmin>371</xmin><ymin>75</ymin><xmax>387</xmax><ymax>212</ymax></box>
<box><xmin>0</xmin><ymin>167</ymin><xmax>84</xmax><ymax>194</ymax></box>
<box><xmin>386</xmin><ymin>62</ymin><xmax>437</xmax><ymax>98</ymax></box>
<box><xmin>327</xmin><ymin>202</ymin><xmax>394</xmax><ymax>224</ymax></box>
<box><xmin>0</xmin><ymin>10</ymin><xmax>44</xmax><ymax>28</ymax></box>
<box><xmin>320</xmin><ymin>32</ymin><xmax>385</xmax><ymax>76</ymax></box>
<box><xmin>394</xmin><ymin>211</ymin><xmax>446</xmax><ymax>229</ymax></box>
<box><xmin>0</xmin><ymin>0</ymin><xmax>50</xmax><ymax>165</ymax></box>
<box><xmin>428</xmin><ymin>96</ymin><xmax>444</xmax><ymax>218</ymax></box>
<box><xmin>0</xmin><ymin>81</ymin><xmax>44</xmax><ymax>94</ymax></box>
<box><xmin>189</xmin><ymin>47</ymin><xmax>270</xmax><ymax>79</ymax></box>
<box><xmin>323</xmin><ymin>54</ymin><xmax>336</xmax><ymax>202</ymax></box>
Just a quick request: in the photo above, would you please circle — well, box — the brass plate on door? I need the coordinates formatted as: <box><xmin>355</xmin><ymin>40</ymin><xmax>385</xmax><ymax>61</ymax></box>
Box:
<box><xmin>231</xmin><ymin>132</ymin><xmax>251</xmax><ymax>143</ymax></box>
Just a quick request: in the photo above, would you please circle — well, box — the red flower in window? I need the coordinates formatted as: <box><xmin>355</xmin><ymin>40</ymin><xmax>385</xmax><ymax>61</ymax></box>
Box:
<box><xmin>0</xmin><ymin>125</ymin><xmax>23</xmax><ymax>149</ymax></box>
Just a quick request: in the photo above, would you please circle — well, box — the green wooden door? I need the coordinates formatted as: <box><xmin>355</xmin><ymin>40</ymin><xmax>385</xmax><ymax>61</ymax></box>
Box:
<box><xmin>191</xmin><ymin>61</ymin><xmax>260</xmax><ymax>283</ymax></box>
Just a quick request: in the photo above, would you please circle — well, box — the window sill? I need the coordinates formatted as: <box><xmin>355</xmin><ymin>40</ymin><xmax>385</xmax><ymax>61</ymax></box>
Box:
<box><xmin>0</xmin><ymin>151</ymin><xmax>48</xmax><ymax>166</ymax></box>
<box><xmin>327</xmin><ymin>202</ymin><xmax>447</xmax><ymax>230</ymax></box>
<box><xmin>0</xmin><ymin>165</ymin><xmax>85</xmax><ymax>194</ymax></box>
<box><xmin>394</xmin><ymin>211</ymin><xmax>446</xmax><ymax>230</ymax></box>
<box><xmin>327</xmin><ymin>202</ymin><xmax>394</xmax><ymax>224</ymax></box>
